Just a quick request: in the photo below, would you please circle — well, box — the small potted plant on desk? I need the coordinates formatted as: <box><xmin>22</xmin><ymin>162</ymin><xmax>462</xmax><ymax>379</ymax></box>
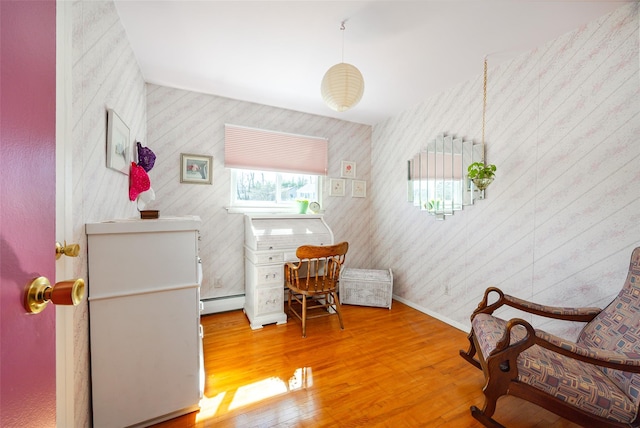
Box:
<box><xmin>295</xmin><ymin>198</ymin><xmax>309</xmax><ymax>214</ymax></box>
<box><xmin>467</xmin><ymin>162</ymin><xmax>496</xmax><ymax>191</ymax></box>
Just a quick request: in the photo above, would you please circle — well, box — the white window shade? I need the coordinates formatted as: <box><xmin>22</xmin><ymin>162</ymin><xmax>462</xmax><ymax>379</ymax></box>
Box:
<box><xmin>224</xmin><ymin>124</ymin><xmax>328</xmax><ymax>175</ymax></box>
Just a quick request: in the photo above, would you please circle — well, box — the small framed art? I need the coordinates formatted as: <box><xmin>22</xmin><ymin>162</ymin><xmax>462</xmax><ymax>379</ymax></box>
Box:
<box><xmin>180</xmin><ymin>153</ymin><xmax>213</xmax><ymax>184</ymax></box>
<box><xmin>329</xmin><ymin>178</ymin><xmax>345</xmax><ymax>196</ymax></box>
<box><xmin>352</xmin><ymin>180</ymin><xmax>367</xmax><ymax>198</ymax></box>
<box><xmin>341</xmin><ymin>160</ymin><xmax>356</xmax><ymax>178</ymax></box>
<box><xmin>106</xmin><ymin>109</ymin><xmax>130</xmax><ymax>175</ymax></box>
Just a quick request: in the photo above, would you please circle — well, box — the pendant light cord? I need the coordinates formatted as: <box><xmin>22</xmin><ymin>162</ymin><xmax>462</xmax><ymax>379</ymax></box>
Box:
<box><xmin>340</xmin><ymin>21</ymin><xmax>346</xmax><ymax>63</ymax></box>
<box><xmin>482</xmin><ymin>57</ymin><xmax>488</xmax><ymax>164</ymax></box>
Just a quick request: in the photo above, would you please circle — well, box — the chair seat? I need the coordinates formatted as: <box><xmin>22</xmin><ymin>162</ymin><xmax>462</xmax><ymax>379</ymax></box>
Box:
<box><xmin>473</xmin><ymin>313</ymin><xmax>637</xmax><ymax>424</ymax></box>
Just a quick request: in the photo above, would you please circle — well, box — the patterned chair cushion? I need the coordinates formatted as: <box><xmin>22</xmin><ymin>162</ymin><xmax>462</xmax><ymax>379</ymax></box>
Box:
<box><xmin>578</xmin><ymin>250</ymin><xmax>640</xmax><ymax>410</ymax></box>
<box><xmin>473</xmin><ymin>314</ymin><xmax>637</xmax><ymax>424</ymax></box>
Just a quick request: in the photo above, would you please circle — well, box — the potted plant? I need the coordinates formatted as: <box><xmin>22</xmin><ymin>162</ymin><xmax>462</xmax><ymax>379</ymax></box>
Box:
<box><xmin>467</xmin><ymin>162</ymin><xmax>496</xmax><ymax>190</ymax></box>
<box><xmin>295</xmin><ymin>198</ymin><xmax>309</xmax><ymax>214</ymax></box>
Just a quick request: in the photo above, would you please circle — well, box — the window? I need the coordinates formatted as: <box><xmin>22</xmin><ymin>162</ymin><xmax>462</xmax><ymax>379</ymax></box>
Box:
<box><xmin>231</xmin><ymin>169</ymin><xmax>320</xmax><ymax>209</ymax></box>
<box><xmin>225</xmin><ymin>124</ymin><xmax>327</xmax><ymax>211</ymax></box>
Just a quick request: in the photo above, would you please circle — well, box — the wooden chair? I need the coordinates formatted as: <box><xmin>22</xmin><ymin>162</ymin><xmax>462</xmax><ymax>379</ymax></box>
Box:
<box><xmin>285</xmin><ymin>241</ymin><xmax>348</xmax><ymax>338</ymax></box>
<box><xmin>460</xmin><ymin>247</ymin><xmax>640</xmax><ymax>427</ymax></box>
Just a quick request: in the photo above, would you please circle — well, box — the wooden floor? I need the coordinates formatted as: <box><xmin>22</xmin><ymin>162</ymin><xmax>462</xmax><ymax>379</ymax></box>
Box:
<box><xmin>152</xmin><ymin>301</ymin><xmax>580</xmax><ymax>428</ymax></box>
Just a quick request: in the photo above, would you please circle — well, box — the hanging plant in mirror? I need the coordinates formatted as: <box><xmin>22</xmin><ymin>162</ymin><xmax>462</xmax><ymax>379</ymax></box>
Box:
<box><xmin>468</xmin><ymin>162</ymin><xmax>496</xmax><ymax>191</ymax></box>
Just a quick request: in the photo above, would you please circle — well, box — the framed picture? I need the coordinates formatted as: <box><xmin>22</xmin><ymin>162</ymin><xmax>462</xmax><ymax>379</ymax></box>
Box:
<box><xmin>341</xmin><ymin>160</ymin><xmax>356</xmax><ymax>178</ymax></box>
<box><xmin>329</xmin><ymin>178</ymin><xmax>345</xmax><ymax>196</ymax></box>
<box><xmin>180</xmin><ymin>153</ymin><xmax>213</xmax><ymax>184</ymax></box>
<box><xmin>106</xmin><ymin>109</ymin><xmax>130</xmax><ymax>175</ymax></box>
<box><xmin>352</xmin><ymin>180</ymin><xmax>367</xmax><ymax>198</ymax></box>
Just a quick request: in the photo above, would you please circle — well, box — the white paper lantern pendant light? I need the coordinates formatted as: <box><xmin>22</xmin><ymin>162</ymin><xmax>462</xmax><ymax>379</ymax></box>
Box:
<box><xmin>321</xmin><ymin>21</ymin><xmax>364</xmax><ymax>112</ymax></box>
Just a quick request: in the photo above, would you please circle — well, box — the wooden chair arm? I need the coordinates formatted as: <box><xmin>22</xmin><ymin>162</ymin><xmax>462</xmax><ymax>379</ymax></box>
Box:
<box><xmin>285</xmin><ymin>261</ymin><xmax>300</xmax><ymax>270</ymax></box>
<box><xmin>534</xmin><ymin>330</ymin><xmax>640</xmax><ymax>373</ymax></box>
<box><xmin>503</xmin><ymin>294</ymin><xmax>601</xmax><ymax>322</ymax></box>
<box><xmin>471</xmin><ymin>287</ymin><xmax>506</xmax><ymax>318</ymax></box>
<box><xmin>490</xmin><ymin>318</ymin><xmax>537</xmax><ymax>357</ymax></box>
<box><xmin>486</xmin><ymin>318</ymin><xmax>640</xmax><ymax>373</ymax></box>
<box><xmin>285</xmin><ymin>261</ymin><xmax>301</xmax><ymax>285</ymax></box>
<box><xmin>471</xmin><ymin>287</ymin><xmax>601</xmax><ymax>322</ymax></box>
<box><xmin>484</xmin><ymin>318</ymin><xmax>537</xmax><ymax>378</ymax></box>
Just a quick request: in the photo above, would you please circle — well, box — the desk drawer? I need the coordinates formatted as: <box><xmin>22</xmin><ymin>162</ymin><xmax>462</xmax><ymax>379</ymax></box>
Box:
<box><xmin>256</xmin><ymin>265</ymin><xmax>283</xmax><ymax>285</ymax></box>
<box><xmin>255</xmin><ymin>252</ymin><xmax>284</xmax><ymax>265</ymax></box>
<box><xmin>255</xmin><ymin>286</ymin><xmax>284</xmax><ymax>316</ymax></box>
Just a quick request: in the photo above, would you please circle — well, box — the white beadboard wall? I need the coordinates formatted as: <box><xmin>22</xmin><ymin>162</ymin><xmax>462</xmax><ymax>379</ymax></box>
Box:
<box><xmin>371</xmin><ymin>3</ymin><xmax>640</xmax><ymax>338</ymax></box>
<box><xmin>145</xmin><ymin>85</ymin><xmax>372</xmax><ymax>302</ymax></box>
<box><xmin>71</xmin><ymin>1</ymin><xmax>147</xmax><ymax>426</ymax></box>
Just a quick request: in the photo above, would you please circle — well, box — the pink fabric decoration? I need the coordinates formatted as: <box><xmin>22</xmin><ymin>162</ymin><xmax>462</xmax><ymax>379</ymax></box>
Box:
<box><xmin>129</xmin><ymin>162</ymin><xmax>150</xmax><ymax>201</ymax></box>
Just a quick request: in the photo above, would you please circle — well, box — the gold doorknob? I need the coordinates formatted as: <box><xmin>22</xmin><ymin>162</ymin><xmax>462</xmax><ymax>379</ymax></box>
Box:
<box><xmin>55</xmin><ymin>241</ymin><xmax>80</xmax><ymax>260</ymax></box>
<box><xmin>24</xmin><ymin>277</ymin><xmax>85</xmax><ymax>314</ymax></box>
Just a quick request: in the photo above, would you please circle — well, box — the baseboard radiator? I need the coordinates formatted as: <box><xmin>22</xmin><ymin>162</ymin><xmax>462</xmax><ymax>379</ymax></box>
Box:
<box><xmin>201</xmin><ymin>295</ymin><xmax>245</xmax><ymax>315</ymax></box>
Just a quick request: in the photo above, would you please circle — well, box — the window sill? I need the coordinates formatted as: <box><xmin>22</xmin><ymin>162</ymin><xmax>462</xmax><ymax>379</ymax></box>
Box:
<box><xmin>225</xmin><ymin>206</ymin><xmax>324</xmax><ymax>215</ymax></box>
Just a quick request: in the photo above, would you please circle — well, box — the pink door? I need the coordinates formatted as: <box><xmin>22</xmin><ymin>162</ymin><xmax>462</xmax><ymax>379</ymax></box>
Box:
<box><xmin>1</xmin><ymin>1</ymin><xmax>57</xmax><ymax>426</ymax></box>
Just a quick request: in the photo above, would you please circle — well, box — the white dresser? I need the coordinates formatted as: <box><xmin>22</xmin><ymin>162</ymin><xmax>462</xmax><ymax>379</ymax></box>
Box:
<box><xmin>86</xmin><ymin>216</ymin><xmax>203</xmax><ymax>428</ymax></box>
<box><xmin>243</xmin><ymin>214</ymin><xmax>334</xmax><ymax>329</ymax></box>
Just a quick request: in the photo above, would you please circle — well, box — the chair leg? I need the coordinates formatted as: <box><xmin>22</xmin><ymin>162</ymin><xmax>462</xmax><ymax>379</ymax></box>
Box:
<box><xmin>301</xmin><ymin>293</ymin><xmax>307</xmax><ymax>338</ymax></box>
<box><xmin>471</xmin><ymin>406</ymin><xmax>506</xmax><ymax>428</ymax></box>
<box><xmin>331</xmin><ymin>292</ymin><xmax>344</xmax><ymax>330</ymax></box>
<box><xmin>459</xmin><ymin>330</ymin><xmax>482</xmax><ymax>370</ymax></box>
<box><xmin>471</xmin><ymin>355</ymin><xmax>512</xmax><ymax>428</ymax></box>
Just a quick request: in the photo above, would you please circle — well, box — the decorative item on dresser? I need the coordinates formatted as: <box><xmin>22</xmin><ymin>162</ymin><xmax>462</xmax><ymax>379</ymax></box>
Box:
<box><xmin>243</xmin><ymin>214</ymin><xmax>334</xmax><ymax>330</ymax></box>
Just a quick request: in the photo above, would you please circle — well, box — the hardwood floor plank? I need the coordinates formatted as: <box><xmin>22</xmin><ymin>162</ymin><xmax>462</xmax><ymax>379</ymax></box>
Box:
<box><xmin>151</xmin><ymin>301</ymin><xmax>581</xmax><ymax>427</ymax></box>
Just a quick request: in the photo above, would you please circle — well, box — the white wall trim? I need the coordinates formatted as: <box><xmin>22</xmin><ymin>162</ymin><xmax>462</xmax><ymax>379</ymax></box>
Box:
<box><xmin>200</xmin><ymin>293</ymin><xmax>471</xmax><ymax>333</ymax></box>
<box><xmin>392</xmin><ymin>295</ymin><xmax>469</xmax><ymax>333</ymax></box>
<box><xmin>55</xmin><ymin>0</ymin><xmax>74</xmax><ymax>425</ymax></box>
<box><xmin>201</xmin><ymin>295</ymin><xmax>245</xmax><ymax>315</ymax></box>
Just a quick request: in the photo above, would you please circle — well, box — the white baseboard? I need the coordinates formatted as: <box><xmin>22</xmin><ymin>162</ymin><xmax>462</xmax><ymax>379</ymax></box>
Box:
<box><xmin>201</xmin><ymin>295</ymin><xmax>245</xmax><ymax>315</ymax></box>
<box><xmin>392</xmin><ymin>295</ymin><xmax>469</xmax><ymax>332</ymax></box>
<box><xmin>200</xmin><ymin>293</ymin><xmax>470</xmax><ymax>333</ymax></box>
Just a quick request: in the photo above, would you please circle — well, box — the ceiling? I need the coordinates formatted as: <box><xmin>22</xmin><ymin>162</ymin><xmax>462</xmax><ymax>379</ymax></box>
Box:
<box><xmin>114</xmin><ymin>1</ymin><xmax>633</xmax><ymax>125</ymax></box>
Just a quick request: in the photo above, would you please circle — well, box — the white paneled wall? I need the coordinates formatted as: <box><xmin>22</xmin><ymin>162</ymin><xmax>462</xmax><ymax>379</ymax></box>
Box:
<box><xmin>71</xmin><ymin>1</ymin><xmax>147</xmax><ymax>426</ymax></box>
<box><xmin>145</xmin><ymin>85</ymin><xmax>372</xmax><ymax>300</ymax></box>
<box><xmin>371</xmin><ymin>3</ymin><xmax>640</xmax><ymax>337</ymax></box>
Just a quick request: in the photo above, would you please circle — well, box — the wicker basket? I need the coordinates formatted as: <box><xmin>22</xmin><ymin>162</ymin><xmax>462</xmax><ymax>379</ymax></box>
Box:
<box><xmin>339</xmin><ymin>268</ymin><xmax>393</xmax><ymax>309</ymax></box>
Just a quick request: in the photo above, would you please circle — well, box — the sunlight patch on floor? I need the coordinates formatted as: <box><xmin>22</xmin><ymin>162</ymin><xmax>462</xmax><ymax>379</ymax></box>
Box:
<box><xmin>195</xmin><ymin>392</ymin><xmax>226</xmax><ymax>422</ymax></box>
<box><xmin>195</xmin><ymin>367</ymin><xmax>314</xmax><ymax>422</ymax></box>
<box><xmin>289</xmin><ymin>367</ymin><xmax>314</xmax><ymax>390</ymax></box>
<box><xmin>229</xmin><ymin>377</ymin><xmax>288</xmax><ymax>410</ymax></box>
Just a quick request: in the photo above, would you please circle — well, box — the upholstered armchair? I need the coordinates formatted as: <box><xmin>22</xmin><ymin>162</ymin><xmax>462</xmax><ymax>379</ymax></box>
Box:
<box><xmin>460</xmin><ymin>247</ymin><xmax>640</xmax><ymax>427</ymax></box>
